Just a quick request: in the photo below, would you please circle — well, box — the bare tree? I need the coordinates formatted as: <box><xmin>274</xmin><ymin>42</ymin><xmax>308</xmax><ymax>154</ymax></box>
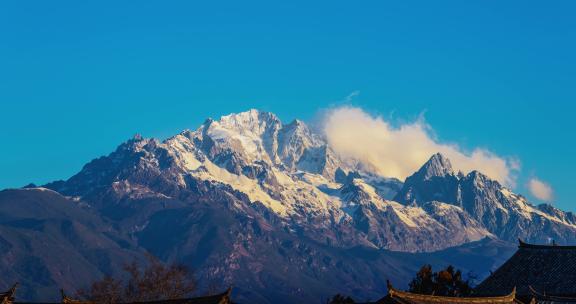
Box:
<box><xmin>78</xmin><ymin>254</ymin><xmax>196</xmax><ymax>303</ymax></box>
<box><xmin>327</xmin><ymin>294</ymin><xmax>356</xmax><ymax>304</ymax></box>
<box><xmin>77</xmin><ymin>276</ymin><xmax>124</xmax><ymax>304</ymax></box>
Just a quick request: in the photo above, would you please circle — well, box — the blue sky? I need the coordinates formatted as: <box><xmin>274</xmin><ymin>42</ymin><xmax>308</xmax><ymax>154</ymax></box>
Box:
<box><xmin>1</xmin><ymin>1</ymin><xmax>575</xmax><ymax>210</ymax></box>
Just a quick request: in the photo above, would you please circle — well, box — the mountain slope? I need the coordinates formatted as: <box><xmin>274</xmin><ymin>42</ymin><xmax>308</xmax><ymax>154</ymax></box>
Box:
<box><xmin>0</xmin><ymin>188</ymin><xmax>144</xmax><ymax>301</ymax></box>
<box><xmin>3</xmin><ymin>109</ymin><xmax>574</xmax><ymax>302</ymax></box>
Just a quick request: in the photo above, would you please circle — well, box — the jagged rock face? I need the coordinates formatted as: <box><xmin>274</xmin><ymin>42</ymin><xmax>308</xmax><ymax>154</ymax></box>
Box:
<box><xmin>199</xmin><ymin>110</ymin><xmax>283</xmax><ymax>166</ymax></box>
<box><xmin>394</xmin><ymin>153</ymin><xmax>461</xmax><ymax>206</ymax></box>
<box><xmin>396</xmin><ymin>154</ymin><xmax>576</xmax><ymax>245</ymax></box>
<box><xmin>277</xmin><ymin>119</ymin><xmax>323</xmax><ymax>169</ymax></box>
<box><xmin>190</xmin><ymin>110</ymin><xmax>347</xmax><ymax>181</ymax></box>
<box><xmin>46</xmin><ymin>137</ymin><xmax>187</xmax><ymax>204</ymax></box>
<box><xmin>339</xmin><ymin>178</ymin><xmax>492</xmax><ymax>252</ymax></box>
<box><xmin>458</xmin><ymin>171</ymin><xmax>511</xmax><ymax>232</ymax></box>
<box><xmin>296</xmin><ymin>145</ymin><xmax>342</xmax><ymax>178</ymax></box>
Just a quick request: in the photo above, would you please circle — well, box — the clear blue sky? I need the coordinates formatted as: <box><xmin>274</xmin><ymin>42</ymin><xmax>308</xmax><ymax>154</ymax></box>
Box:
<box><xmin>1</xmin><ymin>1</ymin><xmax>575</xmax><ymax>210</ymax></box>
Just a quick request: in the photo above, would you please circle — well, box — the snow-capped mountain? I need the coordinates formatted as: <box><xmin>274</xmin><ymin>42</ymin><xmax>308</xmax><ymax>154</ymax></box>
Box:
<box><xmin>6</xmin><ymin>109</ymin><xmax>576</xmax><ymax>302</ymax></box>
<box><xmin>45</xmin><ymin>110</ymin><xmax>576</xmax><ymax>251</ymax></box>
<box><xmin>395</xmin><ymin>153</ymin><xmax>576</xmax><ymax>244</ymax></box>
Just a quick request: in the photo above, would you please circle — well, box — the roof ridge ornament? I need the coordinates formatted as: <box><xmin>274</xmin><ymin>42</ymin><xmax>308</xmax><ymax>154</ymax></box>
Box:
<box><xmin>0</xmin><ymin>284</ymin><xmax>17</xmax><ymax>304</ymax></box>
<box><xmin>518</xmin><ymin>238</ymin><xmax>526</xmax><ymax>248</ymax></box>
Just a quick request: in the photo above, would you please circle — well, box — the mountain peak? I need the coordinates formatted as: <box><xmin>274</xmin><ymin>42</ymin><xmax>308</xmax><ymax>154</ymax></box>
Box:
<box><xmin>210</xmin><ymin>109</ymin><xmax>283</xmax><ymax>141</ymax></box>
<box><xmin>393</xmin><ymin>153</ymin><xmax>459</xmax><ymax>206</ymax></box>
<box><xmin>283</xmin><ymin>119</ymin><xmax>308</xmax><ymax>132</ymax></box>
<box><xmin>417</xmin><ymin>153</ymin><xmax>454</xmax><ymax>180</ymax></box>
<box><xmin>465</xmin><ymin>170</ymin><xmax>502</xmax><ymax>189</ymax></box>
<box><xmin>287</xmin><ymin>119</ymin><xmax>306</xmax><ymax>127</ymax></box>
<box><xmin>219</xmin><ymin>109</ymin><xmax>281</xmax><ymax>126</ymax></box>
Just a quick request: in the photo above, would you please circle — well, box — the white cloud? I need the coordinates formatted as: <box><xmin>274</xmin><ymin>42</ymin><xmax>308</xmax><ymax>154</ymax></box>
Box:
<box><xmin>322</xmin><ymin>106</ymin><xmax>519</xmax><ymax>186</ymax></box>
<box><xmin>528</xmin><ymin>177</ymin><xmax>554</xmax><ymax>202</ymax></box>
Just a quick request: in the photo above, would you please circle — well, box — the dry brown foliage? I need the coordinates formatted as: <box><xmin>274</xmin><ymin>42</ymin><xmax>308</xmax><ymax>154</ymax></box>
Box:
<box><xmin>77</xmin><ymin>254</ymin><xmax>196</xmax><ymax>303</ymax></box>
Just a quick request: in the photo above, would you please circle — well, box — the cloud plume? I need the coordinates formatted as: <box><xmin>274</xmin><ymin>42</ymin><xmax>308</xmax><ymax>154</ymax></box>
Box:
<box><xmin>322</xmin><ymin>106</ymin><xmax>519</xmax><ymax>186</ymax></box>
<box><xmin>528</xmin><ymin>177</ymin><xmax>554</xmax><ymax>202</ymax></box>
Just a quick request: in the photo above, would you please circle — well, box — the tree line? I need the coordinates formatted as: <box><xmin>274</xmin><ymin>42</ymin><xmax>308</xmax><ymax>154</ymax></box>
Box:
<box><xmin>76</xmin><ymin>257</ymin><xmax>473</xmax><ymax>304</ymax></box>
<box><xmin>328</xmin><ymin>264</ymin><xmax>475</xmax><ymax>304</ymax></box>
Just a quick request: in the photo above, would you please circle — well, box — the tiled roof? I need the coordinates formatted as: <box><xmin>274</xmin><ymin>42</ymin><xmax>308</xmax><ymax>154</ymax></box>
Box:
<box><xmin>133</xmin><ymin>288</ymin><xmax>232</xmax><ymax>304</ymax></box>
<box><xmin>374</xmin><ymin>283</ymin><xmax>519</xmax><ymax>304</ymax></box>
<box><xmin>19</xmin><ymin>288</ymin><xmax>232</xmax><ymax>304</ymax></box>
<box><xmin>475</xmin><ymin>240</ymin><xmax>576</xmax><ymax>297</ymax></box>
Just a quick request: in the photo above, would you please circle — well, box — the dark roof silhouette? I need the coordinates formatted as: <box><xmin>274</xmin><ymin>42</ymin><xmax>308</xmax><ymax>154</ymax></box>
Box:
<box><xmin>475</xmin><ymin>240</ymin><xmax>576</xmax><ymax>297</ymax></box>
<box><xmin>14</xmin><ymin>288</ymin><xmax>232</xmax><ymax>304</ymax></box>
<box><xmin>528</xmin><ymin>286</ymin><xmax>576</xmax><ymax>303</ymax></box>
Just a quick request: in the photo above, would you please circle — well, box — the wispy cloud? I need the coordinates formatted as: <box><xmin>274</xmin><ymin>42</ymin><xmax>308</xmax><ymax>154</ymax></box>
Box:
<box><xmin>322</xmin><ymin>106</ymin><xmax>519</xmax><ymax>186</ymax></box>
<box><xmin>528</xmin><ymin>177</ymin><xmax>554</xmax><ymax>202</ymax></box>
<box><xmin>342</xmin><ymin>91</ymin><xmax>360</xmax><ymax>103</ymax></box>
